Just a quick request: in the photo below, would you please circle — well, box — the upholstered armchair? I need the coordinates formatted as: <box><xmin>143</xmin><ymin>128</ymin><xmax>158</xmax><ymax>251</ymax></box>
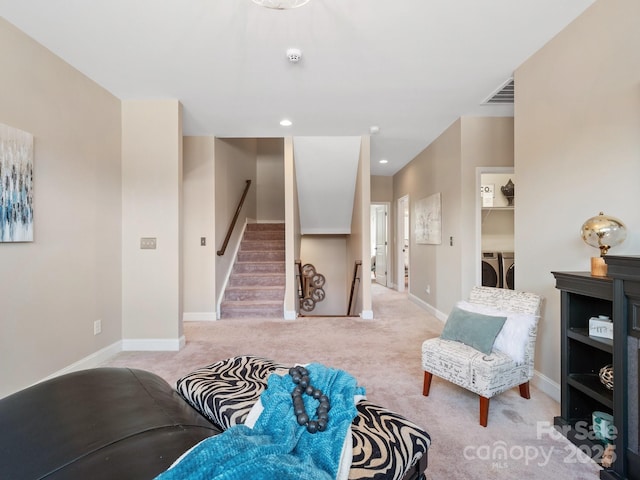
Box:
<box><xmin>421</xmin><ymin>286</ymin><xmax>542</xmax><ymax>427</ymax></box>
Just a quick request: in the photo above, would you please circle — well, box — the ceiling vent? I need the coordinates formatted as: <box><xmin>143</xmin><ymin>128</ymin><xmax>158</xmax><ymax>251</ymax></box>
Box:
<box><xmin>483</xmin><ymin>78</ymin><xmax>514</xmax><ymax>104</ymax></box>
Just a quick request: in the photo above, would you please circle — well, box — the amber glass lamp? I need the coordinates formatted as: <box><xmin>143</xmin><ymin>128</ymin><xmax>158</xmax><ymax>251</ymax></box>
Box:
<box><xmin>580</xmin><ymin>212</ymin><xmax>627</xmax><ymax>276</ymax></box>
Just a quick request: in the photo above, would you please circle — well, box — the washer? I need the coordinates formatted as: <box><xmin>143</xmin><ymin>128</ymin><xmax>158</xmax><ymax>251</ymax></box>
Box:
<box><xmin>501</xmin><ymin>252</ymin><xmax>515</xmax><ymax>290</ymax></box>
<box><xmin>481</xmin><ymin>252</ymin><xmax>502</xmax><ymax>288</ymax></box>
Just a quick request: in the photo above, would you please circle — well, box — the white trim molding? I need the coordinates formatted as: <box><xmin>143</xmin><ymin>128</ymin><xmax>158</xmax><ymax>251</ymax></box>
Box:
<box><xmin>360</xmin><ymin>310</ymin><xmax>374</xmax><ymax>320</ymax></box>
<box><xmin>183</xmin><ymin>312</ymin><xmax>217</xmax><ymax>321</ymax></box>
<box><xmin>122</xmin><ymin>336</ymin><xmax>186</xmax><ymax>352</ymax></box>
<box><xmin>283</xmin><ymin>309</ymin><xmax>297</xmax><ymax>320</ymax></box>
<box><xmin>408</xmin><ymin>293</ymin><xmax>447</xmax><ymax>322</ymax></box>
<box><xmin>37</xmin><ymin>340</ymin><xmax>123</xmax><ymax>385</ymax></box>
<box><xmin>532</xmin><ymin>370</ymin><xmax>561</xmax><ymax>402</ymax></box>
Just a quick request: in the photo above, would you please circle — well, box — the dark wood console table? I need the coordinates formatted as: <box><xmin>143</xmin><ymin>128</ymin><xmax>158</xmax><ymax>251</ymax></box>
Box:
<box><xmin>553</xmin><ymin>255</ymin><xmax>640</xmax><ymax>480</ymax></box>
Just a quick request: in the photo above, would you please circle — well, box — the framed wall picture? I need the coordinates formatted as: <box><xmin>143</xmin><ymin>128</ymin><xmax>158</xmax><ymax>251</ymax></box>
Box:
<box><xmin>1</xmin><ymin>123</ymin><xmax>34</xmax><ymax>242</ymax></box>
<box><xmin>415</xmin><ymin>193</ymin><xmax>441</xmax><ymax>245</ymax></box>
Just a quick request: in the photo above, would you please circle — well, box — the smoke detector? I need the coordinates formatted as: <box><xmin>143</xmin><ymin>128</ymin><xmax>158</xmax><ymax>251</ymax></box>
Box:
<box><xmin>287</xmin><ymin>48</ymin><xmax>302</xmax><ymax>63</ymax></box>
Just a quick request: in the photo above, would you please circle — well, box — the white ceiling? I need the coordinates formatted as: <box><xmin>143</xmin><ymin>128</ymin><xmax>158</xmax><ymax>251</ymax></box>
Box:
<box><xmin>294</xmin><ymin>136</ymin><xmax>361</xmax><ymax>234</ymax></box>
<box><xmin>0</xmin><ymin>0</ymin><xmax>595</xmax><ymax>176</ymax></box>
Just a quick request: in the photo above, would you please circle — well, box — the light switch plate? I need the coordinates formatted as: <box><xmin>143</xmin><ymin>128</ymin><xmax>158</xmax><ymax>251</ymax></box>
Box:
<box><xmin>140</xmin><ymin>237</ymin><xmax>157</xmax><ymax>249</ymax></box>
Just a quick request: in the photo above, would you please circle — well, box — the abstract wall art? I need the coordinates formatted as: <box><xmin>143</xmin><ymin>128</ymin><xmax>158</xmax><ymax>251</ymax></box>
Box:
<box><xmin>1</xmin><ymin>123</ymin><xmax>34</xmax><ymax>242</ymax></box>
<box><xmin>415</xmin><ymin>192</ymin><xmax>441</xmax><ymax>245</ymax></box>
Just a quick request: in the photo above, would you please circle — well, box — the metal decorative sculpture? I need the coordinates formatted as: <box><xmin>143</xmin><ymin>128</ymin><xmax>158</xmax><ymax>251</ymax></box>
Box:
<box><xmin>500</xmin><ymin>179</ymin><xmax>515</xmax><ymax>206</ymax></box>
<box><xmin>298</xmin><ymin>263</ymin><xmax>326</xmax><ymax>312</ymax></box>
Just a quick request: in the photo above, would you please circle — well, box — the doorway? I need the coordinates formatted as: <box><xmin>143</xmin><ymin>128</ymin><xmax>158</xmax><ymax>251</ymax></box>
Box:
<box><xmin>396</xmin><ymin>195</ymin><xmax>409</xmax><ymax>292</ymax></box>
<box><xmin>476</xmin><ymin>167</ymin><xmax>515</xmax><ymax>288</ymax></box>
<box><xmin>370</xmin><ymin>203</ymin><xmax>389</xmax><ymax>287</ymax></box>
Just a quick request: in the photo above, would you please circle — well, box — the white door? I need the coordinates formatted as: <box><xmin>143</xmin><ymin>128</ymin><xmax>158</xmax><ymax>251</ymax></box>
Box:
<box><xmin>374</xmin><ymin>205</ymin><xmax>388</xmax><ymax>286</ymax></box>
<box><xmin>397</xmin><ymin>195</ymin><xmax>409</xmax><ymax>292</ymax></box>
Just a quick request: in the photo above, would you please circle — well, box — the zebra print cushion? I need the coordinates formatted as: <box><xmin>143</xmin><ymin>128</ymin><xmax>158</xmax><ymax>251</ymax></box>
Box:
<box><xmin>176</xmin><ymin>355</ymin><xmax>286</xmax><ymax>429</ymax></box>
<box><xmin>176</xmin><ymin>355</ymin><xmax>430</xmax><ymax>480</ymax></box>
<box><xmin>350</xmin><ymin>401</ymin><xmax>430</xmax><ymax>480</ymax></box>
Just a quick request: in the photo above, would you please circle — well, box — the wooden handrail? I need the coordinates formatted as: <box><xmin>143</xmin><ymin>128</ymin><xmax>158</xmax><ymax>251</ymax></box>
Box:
<box><xmin>295</xmin><ymin>260</ymin><xmax>303</xmax><ymax>299</ymax></box>
<box><xmin>217</xmin><ymin>179</ymin><xmax>252</xmax><ymax>256</ymax></box>
<box><xmin>347</xmin><ymin>260</ymin><xmax>362</xmax><ymax>315</ymax></box>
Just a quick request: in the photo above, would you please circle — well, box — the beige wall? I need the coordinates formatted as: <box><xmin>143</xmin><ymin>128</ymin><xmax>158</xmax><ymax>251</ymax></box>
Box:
<box><xmin>393</xmin><ymin>117</ymin><xmax>514</xmax><ymax>317</ymax></box>
<box><xmin>393</xmin><ymin>120</ymin><xmax>462</xmax><ymax>316</ymax></box>
<box><xmin>183</xmin><ymin>137</ymin><xmax>282</xmax><ymax>319</ymax></box>
<box><xmin>214</xmin><ymin>138</ymin><xmax>257</xmax><ymax>311</ymax></box>
<box><xmin>460</xmin><ymin>117</ymin><xmax>514</xmax><ymax>296</ymax></box>
<box><xmin>514</xmin><ymin>0</ymin><xmax>640</xmax><ymax>392</ymax></box>
<box><xmin>121</xmin><ymin>100</ymin><xmax>183</xmax><ymax>345</ymax></box>
<box><xmin>257</xmin><ymin>139</ymin><xmax>285</xmax><ymax>223</ymax></box>
<box><xmin>0</xmin><ymin>19</ymin><xmax>122</xmax><ymax>396</ymax></box>
<box><xmin>346</xmin><ymin>136</ymin><xmax>372</xmax><ymax>318</ymax></box>
<box><xmin>371</xmin><ymin>175</ymin><xmax>393</xmax><ymax>203</ymax></box>
<box><xmin>183</xmin><ymin>136</ymin><xmax>216</xmax><ymax>319</ymax></box>
<box><xmin>300</xmin><ymin>236</ymin><xmax>348</xmax><ymax>315</ymax></box>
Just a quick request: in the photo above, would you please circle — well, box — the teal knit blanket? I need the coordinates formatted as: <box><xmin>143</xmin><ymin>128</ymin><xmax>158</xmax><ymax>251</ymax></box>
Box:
<box><xmin>155</xmin><ymin>363</ymin><xmax>365</xmax><ymax>480</ymax></box>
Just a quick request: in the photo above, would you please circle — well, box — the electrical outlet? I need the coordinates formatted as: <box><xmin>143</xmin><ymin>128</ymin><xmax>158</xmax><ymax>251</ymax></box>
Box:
<box><xmin>94</xmin><ymin>319</ymin><xmax>102</xmax><ymax>335</ymax></box>
<box><xmin>426</xmin><ymin>285</ymin><xmax>431</xmax><ymax>294</ymax></box>
<box><xmin>140</xmin><ymin>237</ymin><xmax>157</xmax><ymax>249</ymax></box>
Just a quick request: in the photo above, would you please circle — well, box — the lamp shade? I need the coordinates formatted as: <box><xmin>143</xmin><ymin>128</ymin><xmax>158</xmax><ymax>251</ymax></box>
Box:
<box><xmin>580</xmin><ymin>212</ymin><xmax>627</xmax><ymax>256</ymax></box>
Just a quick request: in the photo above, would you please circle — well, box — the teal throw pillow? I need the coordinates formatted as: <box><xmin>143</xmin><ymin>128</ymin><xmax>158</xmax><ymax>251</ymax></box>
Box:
<box><xmin>440</xmin><ymin>306</ymin><xmax>507</xmax><ymax>355</ymax></box>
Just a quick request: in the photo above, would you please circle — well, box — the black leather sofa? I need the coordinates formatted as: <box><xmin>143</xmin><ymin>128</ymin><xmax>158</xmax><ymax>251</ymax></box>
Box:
<box><xmin>0</xmin><ymin>368</ymin><xmax>222</xmax><ymax>480</ymax></box>
<box><xmin>0</xmin><ymin>366</ymin><xmax>428</xmax><ymax>480</ymax></box>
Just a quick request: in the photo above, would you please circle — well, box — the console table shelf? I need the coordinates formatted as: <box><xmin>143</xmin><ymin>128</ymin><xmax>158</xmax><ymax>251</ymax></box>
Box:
<box><xmin>567</xmin><ymin>328</ymin><xmax>613</xmax><ymax>352</ymax></box>
<box><xmin>566</xmin><ymin>374</ymin><xmax>613</xmax><ymax>409</ymax></box>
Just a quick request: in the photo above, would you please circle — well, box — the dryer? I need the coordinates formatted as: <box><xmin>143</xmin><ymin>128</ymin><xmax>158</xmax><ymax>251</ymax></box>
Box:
<box><xmin>481</xmin><ymin>252</ymin><xmax>502</xmax><ymax>288</ymax></box>
<box><xmin>502</xmin><ymin>252</ymin><xmax>515</xmax><ymax>290</ymax></box>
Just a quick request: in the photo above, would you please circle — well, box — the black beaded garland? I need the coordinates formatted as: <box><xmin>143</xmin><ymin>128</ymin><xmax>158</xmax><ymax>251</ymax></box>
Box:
<box><xmin>289</xmin><ymin>365</ymin><xmax>331</xmax><ymax>433</ymax></box>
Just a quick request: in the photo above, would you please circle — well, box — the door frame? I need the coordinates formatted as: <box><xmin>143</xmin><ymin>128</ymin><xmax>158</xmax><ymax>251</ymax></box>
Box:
<box><xmin>371</xmin><ymin>202</ymin><xmax>390</xmax><ymax>287</ymax></box>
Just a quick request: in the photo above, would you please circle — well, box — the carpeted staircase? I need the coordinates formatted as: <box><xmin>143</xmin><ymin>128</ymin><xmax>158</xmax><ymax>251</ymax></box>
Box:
<box><xmin>220</xmin><ymin>223</ymin><xmax>285</xmax><ymax>318</ymax></box>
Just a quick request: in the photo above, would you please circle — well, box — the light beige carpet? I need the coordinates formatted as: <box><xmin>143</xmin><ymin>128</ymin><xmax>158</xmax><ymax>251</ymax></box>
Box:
<box><xmin>102</xmin><ymin>283</ymin><xmax>601</xmax><ymax>480</ymax></box>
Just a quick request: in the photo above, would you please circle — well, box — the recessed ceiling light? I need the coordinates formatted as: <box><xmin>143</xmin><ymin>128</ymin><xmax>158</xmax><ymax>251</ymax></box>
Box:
<box><xmin>379</xmin><ymin>159</ymin><xmax>388</xmax><ymax>164</ymax></box>
<box><xmin>280</xmin><ymin>119</ymin><xmax>292</xmax><ymax>127</ymax></box>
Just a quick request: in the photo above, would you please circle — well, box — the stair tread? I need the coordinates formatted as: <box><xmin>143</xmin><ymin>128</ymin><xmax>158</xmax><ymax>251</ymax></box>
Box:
<box><xmin>221</xmin><ymin>300</ymin><xmax>282</xmax><ymax>306</ymax></box>
<box><xmin>236</xmin><ymin>258</ymin><xmax>284</xmax><ymax>265</ymax></box>
<box><xmin>225</xmin><ymin>285</ymin><xmax>284</xmax><ymax>290</ymax></box>
<box><xmin>231</xmin><ymin>272</ymin><xmax>284</xmax><ymax>276</ymax></box>
<box><xmin>221</xmin><ymin>223</ymin><xmax>286</xmax><ymax>319</ymax></box>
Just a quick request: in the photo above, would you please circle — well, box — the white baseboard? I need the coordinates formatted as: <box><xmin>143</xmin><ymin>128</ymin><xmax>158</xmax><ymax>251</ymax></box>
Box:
<box><xmin>183</xmin><ymin>312</ymin><xmax>217</xmax><ymax>321</ymax></box>
<box><xmin>39</xmin><ymin>340</ymin><xmax>123</xmax><ymax>384</ymax></box>
<box><xmin>284</xmin><ymin>309</ymin><xmax>297</xmax><ymax>320</ymax></box>
<box><xmin>533</xmin><ymin>369</ymin><xmax>561</xmax><ymax>402</ymax></box>
<box><xmin>122</xmin><ymin>336</ymin><xmax>186</xmax><ymax>352</ymax></box>
<box><xmin>360</xmin><ymin>310</ymin><xmax>374</xmax><ymax>320</ymax></box>
<box><xmin>408</xmin><ymin>293</ymin><xmax>447</xmax><ymax>322</ymax></box>
<box><xmin>26</xmin><ymin>335</ymin><xmax>187</xmax><ymax>395</ymax></box>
